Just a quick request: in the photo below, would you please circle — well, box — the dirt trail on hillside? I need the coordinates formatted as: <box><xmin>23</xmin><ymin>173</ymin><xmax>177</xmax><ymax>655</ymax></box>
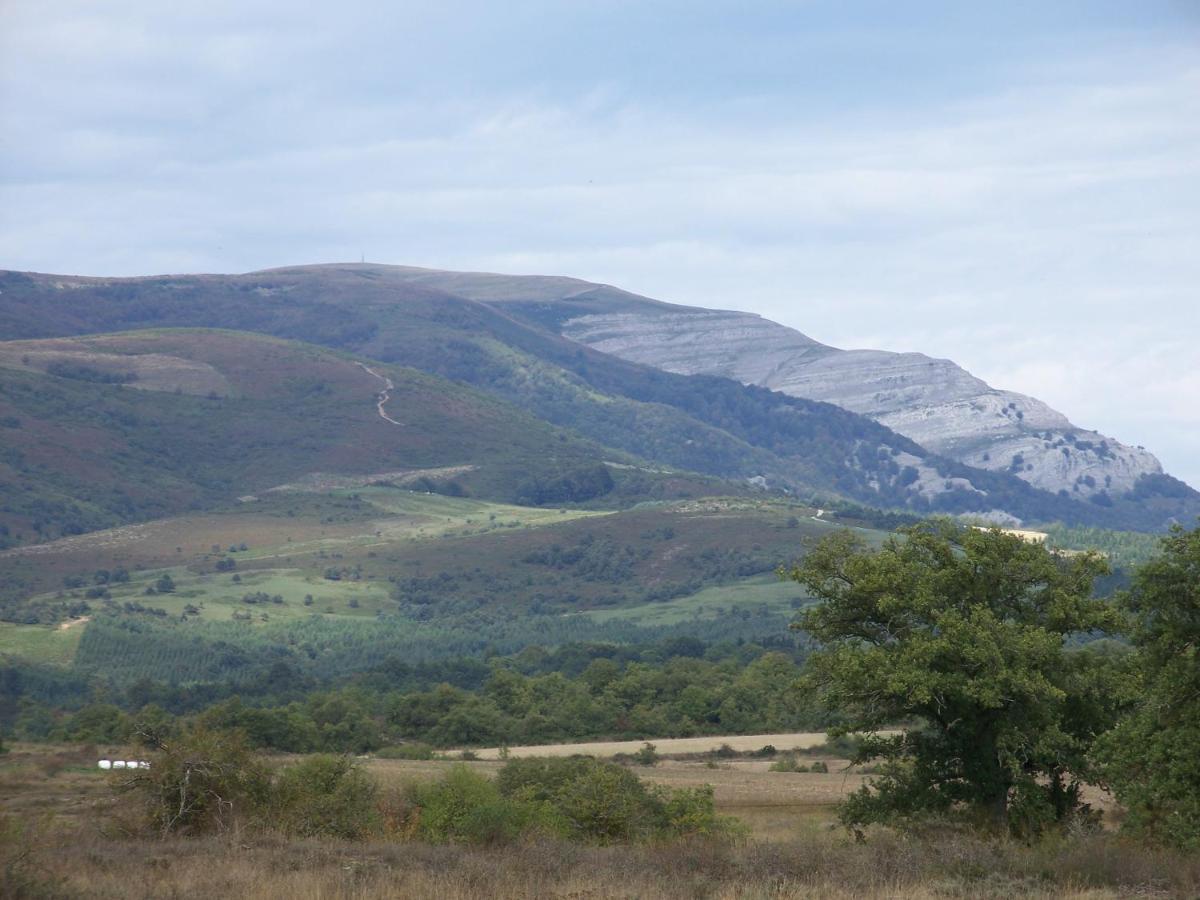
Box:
<box><xmin>355</xmin><ymin>362</ymin><xmax>404</xmax><ymax>426</ymax></box>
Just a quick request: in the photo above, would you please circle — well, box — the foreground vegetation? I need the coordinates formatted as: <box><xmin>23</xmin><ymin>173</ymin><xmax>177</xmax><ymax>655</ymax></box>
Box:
<box><xmin>4</xmin><ymin>742</ymin><xmax>1200</xmax><ymax>900</ymax></box>
<box><xmin>782</xmin><ymin>521</ymin><xmax>1200</xmax><ymax>851</ymax></box>
<box><xmin>3</xmin><ymin>521</ymin><xmax>1199</xmax><ymax>898</ymax></box>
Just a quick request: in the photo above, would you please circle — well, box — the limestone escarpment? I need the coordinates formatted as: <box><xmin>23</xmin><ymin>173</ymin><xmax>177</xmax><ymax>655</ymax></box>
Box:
<box><xmin>223</xmin><ymin>264</ymin><xmax>1170</xmax><ymax>504</ymax></box>
<box><xmin>561</xmin><ymin>308</ymin><xmax>1162</xmax><ymax>500</ymax></box>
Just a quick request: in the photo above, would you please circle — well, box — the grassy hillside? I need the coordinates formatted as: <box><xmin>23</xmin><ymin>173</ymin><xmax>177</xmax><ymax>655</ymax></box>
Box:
<box><xmin>0</xmin><ymin>329</ymin><xmax>691</xmax><ymax>548</ymax></box>
<box><xmin>0</xmin><ymin>490</ymin><xmax>846</xmax><ymax>682</ymax></box>
<box><xmin>5</xmin><ymin>267</ymin><xmax>1188</xmax><ymax>530</ymax></box>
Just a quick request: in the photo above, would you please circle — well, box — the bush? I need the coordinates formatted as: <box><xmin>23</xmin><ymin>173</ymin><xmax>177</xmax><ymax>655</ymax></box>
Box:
<box><xmin>270</xmin><ymin>755</ymin><xmax>379</xmax><ymax>838</ymax></box>
<box><xmin>375</xmin><ymin>742</ymin><xmax>436</xmax><ymax>760</ymax></box>
<box><xmin>632</xmin><ymin>742</ymin><xmax>659</xmax><ymax>766</ymax></box>
<box><xmin>495</xmin><ymin>756</ymin><xmax>734</xmax><ymax>843</ymax></box>
<box><xmin>406</xmin><ymin>765</ymin><xmax>529</xmax><ymax>844</ymax></box>
<box><xmin>549</xmin><ymin>759</ymin><xmax>663</xmax><ymax>842</ymax></box>
<box><xmin>803</xmin><ymin>734</ymin><xmax>864</xmax><ymax>759</ymax></box>
<box><xmin>116</xmin><ymin>726</ymin><xmax>271</xmax><ymax>837</ymax></box>
<box><xmin>769</xmin><ymin>754</ymin><xmax>807</xmax><ymax>773</ymax></box>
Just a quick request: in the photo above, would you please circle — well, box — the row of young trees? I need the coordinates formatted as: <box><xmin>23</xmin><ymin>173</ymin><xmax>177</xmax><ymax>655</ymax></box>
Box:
<box><xmin>787</xmin><ymin>520</ymin><xmax>1200</xmax><ymax>847</ymax></box>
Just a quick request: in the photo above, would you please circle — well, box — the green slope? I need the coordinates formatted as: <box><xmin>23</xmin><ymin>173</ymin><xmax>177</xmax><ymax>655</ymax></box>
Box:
<box><xmin>1</xmin><ymin>266</ymin><xmax>1195</xmax><ymax>531</ymax></box>
<box><xmin>0</xmin><ymin>329</ymin><xmax>658</xmax><ymax>548</ymax></box>
<box><xmin>1</xmin><ymin>495</ymin><xmax>852</xmax><ymax>683</ymax></box>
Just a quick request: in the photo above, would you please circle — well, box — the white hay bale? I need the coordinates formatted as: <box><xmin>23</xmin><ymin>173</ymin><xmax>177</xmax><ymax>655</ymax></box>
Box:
<box><xmin>112</xmin><ymin>760</ymin><xmax>126</xmax><ymax>769</ymax></box>
<box><xmin>97</xmin><ymin>759</ymin><xmax>112</xmax><ymax>770</ymax></box>
<box><xmin>125</xmin><ymin>761</ymin><xmax>140</xmax><ymax>769</ymax></box>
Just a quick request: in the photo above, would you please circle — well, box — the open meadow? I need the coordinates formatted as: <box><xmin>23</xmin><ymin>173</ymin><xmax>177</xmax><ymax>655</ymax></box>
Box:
<box><xmin>3</xmin><ymin>740</ymin><xmax>1190</xmax><ymax>900</ymax></box>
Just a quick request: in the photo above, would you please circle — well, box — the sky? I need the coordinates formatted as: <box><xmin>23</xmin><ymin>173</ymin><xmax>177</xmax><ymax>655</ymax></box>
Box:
<box><xmin>2</xmin><ymin>1</ymin><xmax>1198</xmax><ymax>486</ymax></box>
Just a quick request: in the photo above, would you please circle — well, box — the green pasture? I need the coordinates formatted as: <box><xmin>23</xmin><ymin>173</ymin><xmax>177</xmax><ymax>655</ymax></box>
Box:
<box><xmin>33</xmin><ymin>566</ymin><xmax>395</xmax><ymax>627</ymax></box>
<box><xmin>582</xmin><ymin>575</ymin><xmax>810</xmax><ymax>626</ymax></box>
<box><xmin>347</xmin><ymin>488</ymin><xmax>610</xmax><ymax>533</ymax></box>
<box><xmin>228</xmin><ymin>489</ymin><xmax>612</xmax><ymax>562</ymax></box>
<box><xmin>0</xmin><ymin>619</ymin><xmax>86</xmax><ymax>666</ymax></box>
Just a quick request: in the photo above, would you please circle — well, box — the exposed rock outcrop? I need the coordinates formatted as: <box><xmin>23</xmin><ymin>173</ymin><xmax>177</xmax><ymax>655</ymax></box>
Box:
<box><xmin>333</xmin><ymin>265</ymin><xmax>1167</xmax><ymax>501</ymax></box>
<box><xmin>560</xmin><ymin>307</ymin><xmax>1162</xmax><ymax>499</ymax></box>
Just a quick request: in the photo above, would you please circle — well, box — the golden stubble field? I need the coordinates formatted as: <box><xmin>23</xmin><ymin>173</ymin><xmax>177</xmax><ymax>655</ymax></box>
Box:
<box><xmin>460</xmin><ymin>731</ymin><xmax>838</xmax><ymax>759</ymax></box>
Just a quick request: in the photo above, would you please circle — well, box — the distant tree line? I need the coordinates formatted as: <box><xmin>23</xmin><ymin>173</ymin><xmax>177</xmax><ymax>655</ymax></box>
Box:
<box><xmin>0</xmin><ymin>638</ymin><xmax>824</xmax><ymax>753</ymax></box>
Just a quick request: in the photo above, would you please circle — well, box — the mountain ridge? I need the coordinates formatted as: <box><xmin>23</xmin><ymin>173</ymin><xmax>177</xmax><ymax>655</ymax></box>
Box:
<box><xmin>343</xmin><ymin>264</ymin><xmax>1168</xmax><ymax>503</ymax></box>
<box><xmin>0</xmin><ymin>264</ymin><xmax>1195</xmax><ymax>534</ymax></box>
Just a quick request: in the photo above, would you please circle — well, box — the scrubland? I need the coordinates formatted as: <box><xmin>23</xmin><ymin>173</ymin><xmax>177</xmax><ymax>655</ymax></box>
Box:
<box><xmin>2</xmin><ymin>743</ymin><xmax>1197</xmax><ymax>899</ymax></box>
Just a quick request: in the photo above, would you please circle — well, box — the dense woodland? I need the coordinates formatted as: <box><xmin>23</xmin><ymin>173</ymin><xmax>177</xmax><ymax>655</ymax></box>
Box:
<box><xmin>2</xmin><ymin>638</ymin><xmax>820</xmax><ymax>751</ymax></box>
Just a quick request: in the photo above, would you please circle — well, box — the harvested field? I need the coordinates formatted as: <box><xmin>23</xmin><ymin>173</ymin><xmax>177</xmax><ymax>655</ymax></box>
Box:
<box><xmin>458</xmin><ymin>731</ymin><xmax>849</xmax><ymax>759</ymax></box>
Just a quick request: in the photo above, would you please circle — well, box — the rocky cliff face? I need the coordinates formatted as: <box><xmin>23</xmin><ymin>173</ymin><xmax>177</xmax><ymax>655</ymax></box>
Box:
<box><xmin>560</xmin><ymin>308</ymin><xmax>1162</xmax><ymax>500</ymax></box>
<box><xmin>275</xmin><ymin>264</ymin><xmax>1167</xmax><ymax>502</ymax></box>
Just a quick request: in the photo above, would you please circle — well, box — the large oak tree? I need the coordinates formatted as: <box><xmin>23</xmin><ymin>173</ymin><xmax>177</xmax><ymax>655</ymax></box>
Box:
<box><xmin>786</xmin><ymin>520</ymin><xmax>1126</xmax><ymax>834</ymax></box>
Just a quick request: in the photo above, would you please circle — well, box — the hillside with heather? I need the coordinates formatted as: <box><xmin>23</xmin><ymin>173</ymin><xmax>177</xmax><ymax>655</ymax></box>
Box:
<box><xmin>1</xmin><ymin>265</ymin><xmax>1196</xmax><ymax>535</ymax></box>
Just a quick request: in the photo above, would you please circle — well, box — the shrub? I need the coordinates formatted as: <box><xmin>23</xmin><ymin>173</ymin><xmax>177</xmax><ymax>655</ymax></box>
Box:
<box><xmin>547</xmin><ymin>760</ymin><xmax>661</xmax><ymax>842</ymax></box>
<box><xmin>115</xmin><ymin>726</ymin><xmax>271</xmax><ymax>837</ymax></box>
<box><xmin>803</xmin><ymin>734</ymin><xmax>864</xmax><ymax>759</ymax></box>
<box><xmin>769</xmin><ymin>754</ymin><xmax>807</xmax><ymax>773</ymax></box>
<box><xmin>632</xmin><ymin>742</ymin><xmax>659</xmax><ymax>766</ymax></box>
<box><xmin>270</xmin><ymin>755</ymin><xmax>379</xmax><ymax>839</ymax></box>
<box><xmin>406</xmin><ymin>765</ymin><xmax>529</xmax><ymax>844</ymax></box>
<box><xmin>662</xmin><ymin>785</ymin><xmax>731</xmax><ymax>836</ymax></box>
<box><xmin>375</xmin><ymin>742</ymin><xmax>436</xmax><ymax>760</ymax></box>
<box><xmin>494</xmin><ymin>756</ymin><xmax>733</xmax><ymax>843</ymax></box>
<box><xmin>810</xmin><ymin>761</ymin><xmax>829</xmax><ymax>773</ymax></box>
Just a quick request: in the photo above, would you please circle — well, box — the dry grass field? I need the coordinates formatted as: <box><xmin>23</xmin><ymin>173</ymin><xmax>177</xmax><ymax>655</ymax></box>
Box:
<box><xmin>460</xmin><ymin>731</ymin><xmax>834</xmax><ymax>759</ymax></box>
<box><xmin>364</xmin><ymin>754</ymin><xmax>863</xmax><ymax>841</ymax></box>
<box><xmin>0</xmin><ymin>742</ymin><xmax>1191</xmax><ymax>899</ymax></box>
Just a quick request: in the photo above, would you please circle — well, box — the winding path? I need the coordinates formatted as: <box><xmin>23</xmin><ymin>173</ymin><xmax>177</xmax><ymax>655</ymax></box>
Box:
<box><xmin>355</xmin><ymin>362</ymin><xmax>405</xmax><ymax>426</ymax></box>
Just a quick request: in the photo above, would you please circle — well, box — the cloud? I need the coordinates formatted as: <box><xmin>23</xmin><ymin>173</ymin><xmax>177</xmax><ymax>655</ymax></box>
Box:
<box><xmin>1</xmin><ymin>1</ymin><xmax>1197</xmax><ymax>486</ymax></box>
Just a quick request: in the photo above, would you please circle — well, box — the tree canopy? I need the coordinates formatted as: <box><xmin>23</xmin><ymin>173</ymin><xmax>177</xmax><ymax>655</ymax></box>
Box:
<box><xmin>786</xmin><ymin>520</ymin><xmax>1126</xmax><ymax>834</ymax></box>
<box><xmin>1093</xmin><ymin>524</ymin><xmax>1200</xmax><ymax>848</ymax></box>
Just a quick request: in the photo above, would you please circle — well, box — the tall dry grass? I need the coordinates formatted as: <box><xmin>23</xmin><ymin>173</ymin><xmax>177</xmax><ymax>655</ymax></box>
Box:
<box><xmin>5</xmin><ymin>822</ymin><xmax>1200</xmax><ymax>899</ymax></box>
<box><xmin>3</xmin><ymin>744</ymin><xmax>1197</xmax><ymax>899</ymax></box>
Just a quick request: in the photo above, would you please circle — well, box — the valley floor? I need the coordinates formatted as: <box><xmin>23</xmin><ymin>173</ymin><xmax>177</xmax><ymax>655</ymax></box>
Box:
<box><xmin>2</xmin><ymin>743</ymin><xmax>1189</xmax><ymax>899</ymax></box>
